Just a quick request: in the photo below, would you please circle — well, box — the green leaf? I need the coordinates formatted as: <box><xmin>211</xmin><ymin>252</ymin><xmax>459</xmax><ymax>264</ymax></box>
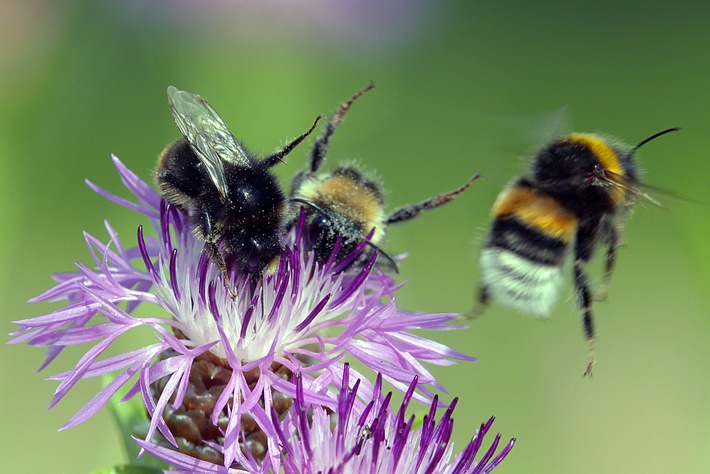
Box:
<box><xmin>103</xmin><ymin>374</ymin><xmax>170</xmax><ymax>470</ymax></box>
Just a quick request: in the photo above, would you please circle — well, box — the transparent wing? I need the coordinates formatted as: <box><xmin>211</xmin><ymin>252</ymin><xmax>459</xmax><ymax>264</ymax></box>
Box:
<box><xmin>594</xmin><ymin>168</ymin><xmax>662</xmax><ymax>206</ymax></box>
<box><xmin>167</xmin><ymin>86</ymin><xmax>251</xmax><ymax>200</ymax></box>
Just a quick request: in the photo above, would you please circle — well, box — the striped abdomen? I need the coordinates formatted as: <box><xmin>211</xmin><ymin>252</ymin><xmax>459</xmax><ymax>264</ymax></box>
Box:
<box><xmin>479</xmin><ymin>179</ymin><xmax>577</xmax><ymax>316</ymax></box>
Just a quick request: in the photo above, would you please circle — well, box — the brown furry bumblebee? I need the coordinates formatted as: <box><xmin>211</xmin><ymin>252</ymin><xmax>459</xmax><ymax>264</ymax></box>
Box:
<box><xmin>473</xmin><ymin>128</ymin><xmax>679</xmax><ymax>376</ymax></box>
<box><xmin>289</xmin><ymin>84</ymin><xmax>479</xmax><ymax>269</ymax></box>
<box><xmin>156</xmin><ymin>86</ymin><xmax>321</xmax><ymax>296</ymax></box>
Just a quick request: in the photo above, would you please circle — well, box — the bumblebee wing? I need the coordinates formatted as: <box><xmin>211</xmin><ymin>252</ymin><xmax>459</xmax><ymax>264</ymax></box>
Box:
<box><xmin>167</xmin><ymin>86</ymin><xmax>251</xmax><ymax>200</ymax></box>
<box><xmin>597</xmin><ymin>170</ymin><xmax>662</xmax><ymax>206</ymax></box>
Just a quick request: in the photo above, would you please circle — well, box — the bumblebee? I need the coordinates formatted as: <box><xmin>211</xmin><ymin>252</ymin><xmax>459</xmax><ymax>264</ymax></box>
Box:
<box><xmin>290</xmin><ymin>84</ymin><xmax>479</xmax><ymax>269</ymax></box>
<box><xmin>473</xmin><ymin>128</ymin><xmax>679</xmax><ymax>376</ymax></box>
<box><xmin>156</xmin><ymin>86</ymin><xmax>321</xmax><ymax>296</ymax></box>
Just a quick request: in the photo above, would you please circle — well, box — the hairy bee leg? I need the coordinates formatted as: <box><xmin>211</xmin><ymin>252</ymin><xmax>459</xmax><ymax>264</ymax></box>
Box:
<box><xmin>597</xmin><ymin>206</ymin><xmax>632</xmax><ymax>301</ymax></box>
<box><xmin>309</xmin><ymin>82</ymin><xmax>375</xmax><ymax>173</ymax></box>
<box><xmin>264</xmin><ymin>115</ymin><xmax>324</xmax><ymax>168</ymax></box>
<box><xmin>204</xmin><ymin>240</ymin><xmax>237</xmax><ymax>299</ymax></box>
<box><xmin>573</xmin><ymin>219</ymin><xmax>602</xmax><ymax>377</ymax></box>
<box><xmin>574</xmin><ymin>259</ymin><xmax>596</xmax><ymax>377</ymax></box>
<box><xmin>596</xmin><ymin>225</ymin><xmax>619</xmax><ymax>302</ymax></box>
<box><xmin>289</xmin><ymin>169</ymin><xmax>308</xmax><ymax>197</ymax></box>
<box><xmin>200</xmin><ymin>207</ymin><xmax>237</xmax><ymax>299</ymax></box>
<box><xmin>585</xmin><ymin>337</ymin><xmax>597</xmax><ymax>378</ymax></box>
<box><xmin>460</xmin><ymin>285</ymin><xmax>490</xmax><ymax>320</ymax></box>
<box><xmin>385</xmin><ymin>174</ymin><xmax>480</xmax><ymax>225</ymax></box>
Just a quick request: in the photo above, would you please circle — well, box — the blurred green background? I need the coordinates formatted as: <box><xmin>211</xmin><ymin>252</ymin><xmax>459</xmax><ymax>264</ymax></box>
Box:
<box><xmin>2</xmin><ymin>1</ymin><xmax>709</xmax><ymax>473</ymax></box>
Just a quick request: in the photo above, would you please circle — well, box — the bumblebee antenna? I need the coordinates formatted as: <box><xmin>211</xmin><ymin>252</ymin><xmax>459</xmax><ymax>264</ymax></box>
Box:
<box><xmin>363</xmin><ymin>240</ymin><xmax>400</xmax><ymax>274</ymax></box>
<box><xmin>290</xmin><ymin>197</ymin><xmax>330</xmax><ymax>219</ymax></box>
<box><xmin>633</xmin><ymin>127</ymin><xmax>680</xmax><ymax>152</ymax></box>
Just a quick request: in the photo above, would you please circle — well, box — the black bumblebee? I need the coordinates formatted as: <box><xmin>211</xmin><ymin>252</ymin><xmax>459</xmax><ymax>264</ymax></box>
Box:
<box><xmin>156</xmin><ymin>86</ymin><xmax>321</xmax><ymax>296</ymax></box>
<box><xmin>290</xmin><ymin>84</ymin><xmax>479</xmax><ymax>269</ymax></box>
<box><xmin>472</xmin><ymin>128</ymin><xmax>679</xmax><ymax>376</ymax></box>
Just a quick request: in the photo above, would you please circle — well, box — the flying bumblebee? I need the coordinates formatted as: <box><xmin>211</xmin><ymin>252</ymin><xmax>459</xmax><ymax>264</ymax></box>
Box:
<box><xmin>289</xmin><ymin>84</ymin><xmax>479</xmax><ymax>269</ymax></box>
<box><xmin>156</xmin><ymin>86</ymin><xmax>321</xmax><ymax>297</ymax></box>
<box><xmin>472</xmin><ymin>128</ymin><xmax>679</xmax><ymax>376</ymax></box>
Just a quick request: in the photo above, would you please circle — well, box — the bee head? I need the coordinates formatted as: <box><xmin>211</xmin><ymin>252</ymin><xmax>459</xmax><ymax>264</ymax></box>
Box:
<box><xmin>311</xmin><ymin>214</ymin><xmax>363</xmax><ymax>264</ymax></box>
<box><xmin>225</xmin><ymin>230</ymin><xmax>283</xmax><ymax>276</ymax></box>
<box><xmin>291</xmin><ymin>198</ymin><xmax>365</xmax><ymax>265</ymax></box>
<box><xmin>533</xmin><ymin>136</ymin><xmax>611</xmax><ymax>196</ymax></box>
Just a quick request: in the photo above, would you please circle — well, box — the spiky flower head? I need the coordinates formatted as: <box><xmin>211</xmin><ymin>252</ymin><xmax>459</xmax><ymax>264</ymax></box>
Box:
<box><xmin>137</xmin><ymin>364</ymin><xmax>515</xmax><ymax>473</ymax></box>
<box><xmin>10</xmin><ymin>156</ymin><xmax>474</xmax><ymax>467</ymax></box>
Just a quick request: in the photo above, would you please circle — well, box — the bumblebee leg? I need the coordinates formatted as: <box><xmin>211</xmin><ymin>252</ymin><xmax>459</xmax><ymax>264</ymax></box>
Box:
<box><xmin>200</xmin><ymin>208</ymin><xmax>237</xmax><ymax>299</ymax></box>
<box><xmin>461</xmin><ymin>285</ymin><xmax>490</xmax><ymax>320</ymax></box>
<box><xmin>264</xmin><ymin>115</ymin><xmax>323</xmax><ymax>168</ymax></box>
<box><xmin>385</xmin><ymin>174</ymin><xmax>480</xmax><ymax>225</ymax></box>
<box><xmin>574</xmin><ymin>259</ymin><xmax>596</xmax><ymax>377</ymax></box>
<box><xmin>204</xmin><ymin>241</ymin><xmax>237</xmax><ymax>299</ymax></box>
<box><xmin>596</xmin><ymin>224</ymin><xmax>619</xmax><ymax>302</ymax></box>
<box><xmin>574</xmin><ymin>220</ymin><xmax>602</xmax><ymax>377</ymax></box>
<box><xmin>289</xmin><ymin>170</ymin><xmax>308</xmax><ymax>197</ymax></box>
<box><xmin>597</xmin><ymin>207</ymin><xmax>632</xmax><ymax>302</ymax></box>
<box><xmin>308</xmin><ymin>83</ymin><xmax>375</xmax><ymax>173</ymax></box>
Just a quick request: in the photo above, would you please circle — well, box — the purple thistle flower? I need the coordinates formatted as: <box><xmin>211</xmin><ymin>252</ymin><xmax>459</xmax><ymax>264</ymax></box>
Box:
<box><xmin>137</xmin><ymin>364</ymin><xmax>515</xmax><ymax>473</ymax></box>
<box><xmin>9</xmin><ymin>156</ymin><xmax>475</xmax><ymax>468</ymax></box>
<box><xmin>272</xmin><ymin>364</ymin><xmax>515</xmax><ymax>474</ymax></box>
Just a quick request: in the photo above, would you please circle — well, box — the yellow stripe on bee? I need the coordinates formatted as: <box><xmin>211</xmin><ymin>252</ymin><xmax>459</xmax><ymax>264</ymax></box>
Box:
<box><xmin>566</xmin><ymin>134</ymin><xmax>623</xmax><ymax>176</ymax></box>
<box><xmin>493</xmin><ymin>185</ymin><xmax>577</xmax><ymax>242</ymax></box>
<box><xmin>317</xmin><ymin>175</ymin><xmax>383</xmax><ymax>227</ymax></box>
<box><xmin>567</xmin><ymin>134</ymin><xmax>627</xmax><ymax>204</ymax></box>
<box><xmin>294</xmin><ymin>173</ymin><xmax>387</xmax><ymax>245</ymax></box>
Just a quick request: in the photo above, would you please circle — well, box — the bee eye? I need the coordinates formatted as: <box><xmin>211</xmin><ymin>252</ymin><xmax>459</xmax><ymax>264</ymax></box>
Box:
<box><xmin>246</xmin><ymin>238</ymin><xmax>264</xmax><ymax>272</ymax></box>
<box><xmin>587</xmin><ymin>164</ymin><xmax>606</xmax><ymax>186</ymax></box>
<box><xmin>249</xmin><ymin>237</ymin><xmax>262</xmax><ymax>251</ymax></box>
<box><xmin>309</xmin><ymin>215</ymin><xmax>330</xmax><ymax>240</ymax></box>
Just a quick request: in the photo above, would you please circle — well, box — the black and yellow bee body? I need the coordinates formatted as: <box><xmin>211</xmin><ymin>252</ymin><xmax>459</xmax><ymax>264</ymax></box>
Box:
<box><xmin>291</xmin><ymin>164</ymin><xmax>387</xmax><ymax>265</ymax></box>
<box><xmin>290</xmin><ymin>84</ymin><xmax>478</xmax><ymax>270</ymax></box>
<box><xmin>156</xmin><ymin>86</ymin><xmax>321</xmax><ymax>297</ymax></box>
<box><xmin>476</xmin><ymin>130</ymin><xmax>678</xmax><ymax>375</ymax></box>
